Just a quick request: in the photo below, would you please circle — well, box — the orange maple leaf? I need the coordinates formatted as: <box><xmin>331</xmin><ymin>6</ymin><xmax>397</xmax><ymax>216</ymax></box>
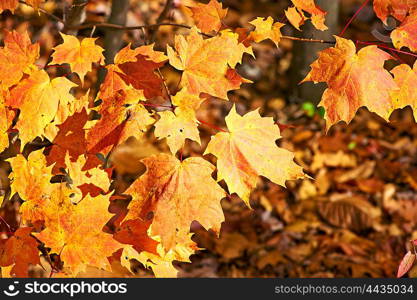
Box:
<box><xmin>249</xmin><ymin>17</ymin><xmax>285</xmax><ymax>47</ymax></box>
<box><xmin>302</xmin><ymin>36</ymin><xmax>398</xmax><ymax>129</ymax></box>
<box><xmin>50</xmin><ymin>33</ymin><xmax>105</xmax><ymax>83</ymax></box>
<box><xmin>6</xmin><ymin>69</ymin><xmax>77</xmax><ymax>145</ymax></box>
<box><xmin>86</xmin><ymin>102</ymin><xmax>154</xmax><ymax>159</ymax></box>
<box><xmin>205</xmin><ymin>105</ymin><xmax>305</xmax><ymax>206</ymax></box>
<box><xmin>99</xmin><ymin>43</ymin><xmax>167</xmax><ymax>101</ymax></box>
<box><xmin>113</xmin><ymin>219</ymin><xmax>158</xmax><ymax>254</ymax></box>
<box><xmin>188</xmin><ymin>0</ymin><xmax>228</xmax><ymax>34</ymax></box>
<box><xmin>167</xmin><ymin>27</ymin><xmax>251</xmax><ymax>100</ymax></box>
<box><xmin>126</xmin><ymin>154</ymin><xmax>225</xmax><ymax>251</ymax></box>
<box><xmin>0</xmin><ymin>227</ymin><xmax>40</xmax><ymax>277</ymax></box>
<box><xmin>35</xmin><ymin>193</ymin><xmax>121</xmax><ymax>276</ymax></box>
<box><xmin>373</xmin><ymin>0</ymin><xmax>409</xmax><ymax>23</ymax></box>
<box><xmin>0</xmin><ymin>30</ymin><xmax>39</xmax><ymax>89</ymax></box>
<box><xmin>285</xmin><ymin>0</ymin><xmax>328</xmax><ymax>31</ymax></box>
<box><xmin>46</xmin><ymin>107</ymin><xmax>89</xmax><ymax>174</ymax></box>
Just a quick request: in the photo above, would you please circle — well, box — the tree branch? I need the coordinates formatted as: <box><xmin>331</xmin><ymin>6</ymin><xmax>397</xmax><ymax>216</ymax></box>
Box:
<box><xmin>63</xmin><ymin>0</ymin><xmax>88</xmax><ymax>34</ymax></box>
<box><xmin>149</xmin><ymin>0</ymin><xmax>174</xmax><ymax>42</ymax></box>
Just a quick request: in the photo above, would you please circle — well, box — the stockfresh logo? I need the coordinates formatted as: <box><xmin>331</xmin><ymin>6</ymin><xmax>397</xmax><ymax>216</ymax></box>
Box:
<box><xmin>3</xmin><ymin>281</ymin><xmax>128</xmax><ymax>297</ymax></box>
<box><xmin>3</xmin><ymin>281</ymin><xmax>20</xmax><ymax>297</ymax></box>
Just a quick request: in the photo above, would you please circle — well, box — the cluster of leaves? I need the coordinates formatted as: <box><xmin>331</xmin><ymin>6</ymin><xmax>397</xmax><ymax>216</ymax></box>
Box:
<box><xmin>0</xmin><ymin>0</ymin><xmax>416</xmax><ymax>278</ymax></box>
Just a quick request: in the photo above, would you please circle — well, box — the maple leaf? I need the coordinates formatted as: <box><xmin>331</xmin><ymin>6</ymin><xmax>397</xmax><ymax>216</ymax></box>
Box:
<box><xmin>64</xmin><ymin>154</ymin><xmax>111</xmax><ymax>202</ymax></box>
<box><xmin>373</xmin><ymin>0</ymin><xmax>409</xmax><ymax>23</ymax></box>
<box><xmin>0</xmin><ymin>0</ymin><xmax>18</xmax><ymax>13</ymax></box>
<box><xmin>390</xmin><ymin>61</ymin><xmax>417</xmax><ymax>120</ymax></box>
<box><xmin>50</xmin><ymin>33</ymin><xmax>105</xmax><ymax>83</ymax></box>
<box><xmin>43</xmin><ymin>90</ymin><xmax>89</xmax><ymax>142</ymax></box>
<box><xmin>126</xmin><ymin>154</ymin><xmax>225</xmax><ymax>250</ymax></box>
<box><xmin>121</xmin><ymin>234</ymin><xmax>198</xmax><ymax>278</ymax></box>
<box><xmin>6</xmin><ymin>69</ymin><xmax>77</xmax><ymax>145</ymax></box>
<box><xmin>46</xmin><ymin>108</ymin><xmax>89</xmax><ymax>174</ymax></box>
<box><xmin>8</xmin><ymin>151</ymin><xmax>54</xmax><ymax>223</ymax></box>
<box><xmin>167</xmin><ymin>27</ymin><xmax>250</xmax><ymax>100</ymax></box>
<box><xmin>249</xmin><ymin>17</ymin><xmax>285</xmax><ymax>47</ymax></box>
<box><xmin>99</xmin><ymin>44</ymin><xmax>167</xmax><ymax>102</ymax></box>
<box><xmin>154</xmin><ymin>107</ymin><xmax>200</xmax><ymax>154</ymax></box>
<box><xmin>0</xmin><ymin>30</ymin><xmax>39</xmax><ymax>89</ymax></box>
<box><xmin>171</xmin><ymin>88</ymin><xmax>206</xmax><ymax>112</ymax></box>
<box><xmin>86</xmin><ymin>102</ymin><xmax>154</xmax><ymax>158</ymax></box>
<box><xmin>35</xmin><ymin>193</ymin><xmax>121</xmax><ymax>276</ymax></box>
<box><xmin>204</xmin><ymin>105</ymin><xmax>305</xmax><ymax>206</ymax></box>
<box><xmin>302</xmin><ymin>36</ymin><xmax>398</xmax><ymax>129</ymax></box>
<box><xmin>391</xmin><ymin>8</ymin><xmax>417</xmax><ymax>52</ymax></box>
<box><xmin>188</xmin><ymin>0</ymin><xmax>228</xmax><ymax>34</ymax></box>
<box><xmin>114</xmin><ymin>219</ymin><xmax>158</xmax><ymax>254</ymax></box>
<box><xmin>285</xmin><ymin>0</ymin><xmax>328</xmax><ymax>31</ymax></box>
<box><xmin>0</xmin><ymin>227</ymin><xmax>40</xmax><ymax>277</ymax></box>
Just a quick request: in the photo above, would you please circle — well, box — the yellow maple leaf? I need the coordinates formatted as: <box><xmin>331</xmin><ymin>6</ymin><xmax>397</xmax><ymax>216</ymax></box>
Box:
<box><xmin>391</xmin><ymin>61</ymin><xmax>417</xmax><ymax>119</ymax></box>
<box><xmin>7</xmin><ymin>69</ymin><xmax>77</xmax><ymax>145</ymax></box>
<box><xmin>50</xmin><ymin>33</ymin><xmax>105</xmax><ymax>83</ymax></box>
<box><xmin>43</xmin><ymin>90</ymin><xmax>89</xmax><ymax>142</ymax></box>
<box><xmin>172</xmin><ymin>88</ymin><xmax>206</xmax><ymax>112</ymax></box>
<box><xmin>167</xmin><ymin>27</ymin><xmax>250</xmax><ymax>100</ymax></box>
<box><xmin>154</xmin><ymin>107</ymin><xmax>200</xmax><ymax>154</ymax></box>
<box><xmin>8</xmin><ymin>151</ymin><xmax>55</xmax><ymax>223</ymax></box>
<box><xmin>121</xmin><ymin>233</ymin><xmax>198</xmax><ymax>278</ymax></box>
<box><xmin>302</xmin><ymin>36</ymin><xmax>398</xmax><ymax>130</ymax></box>
<box><xmin>64</xmin><ymin>154</ymin><xmax>111</xmax><ymax>202</ymax></box>
<box><xmin>249</xmin><ymin>17</ymin><xmax>285</xmax><ymax>47</ymax></box>
<box><xmin>285</xmin><ymin>0</ymin><xmax>328</xmax><ymax>31</ymax></box>
<box><xmin>126</xmin><ymin>154</ymin><xmax>225</xmax><ymax>251</ymax></box>
<box><xmin>204</xmin><ymin>105</ymin><xmax>305</xmax><ymax>206</ymax></box>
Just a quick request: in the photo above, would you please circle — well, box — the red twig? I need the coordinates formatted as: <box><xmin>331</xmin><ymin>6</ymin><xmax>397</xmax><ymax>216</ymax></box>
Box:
<box><xmin>356</xmin><ymin>40</ymin><xmax>417</xmax><ymax>58</ymax></box>
<box><xmin>339</xmin><ymin>0</ymin><xmax>371</xmax><ymax>36</ymax></box>
<box><xmin>197</xmin><ymin>118</ymin><xmax>227</xmax><ymax>132</ymax></box>
<box><xmin>388</xmin><ymin>49</ymin><xmax>406</xmax><ymax>64</ymax></box>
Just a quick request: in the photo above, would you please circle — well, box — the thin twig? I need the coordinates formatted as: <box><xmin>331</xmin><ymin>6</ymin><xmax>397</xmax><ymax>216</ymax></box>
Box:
<box><xmin>15</xmin><ymin>2</ymin><xmax>341</xmax><ymax>45</ymax></box>
<box><xmin>281</xmin><ymin>35</ymin><xmax>335</xmax><ymax>44</ymax></box>
<box><xmin>18</xmin><ymin>0</ymin><xmax>64</xmax><ymax>24</ymax></box>
<box><xmin>150</xmin><ymin>0</ymin><xmax>174</xmax><ymax>41</ymax></box>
